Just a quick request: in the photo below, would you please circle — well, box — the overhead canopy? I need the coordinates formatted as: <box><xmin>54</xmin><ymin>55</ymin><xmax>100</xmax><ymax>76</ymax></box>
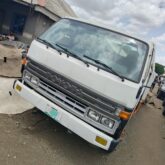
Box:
<box><xmin>13</xmin><ymin>0</ymin><xmax>77</xmax><ymax>20</ymax></box>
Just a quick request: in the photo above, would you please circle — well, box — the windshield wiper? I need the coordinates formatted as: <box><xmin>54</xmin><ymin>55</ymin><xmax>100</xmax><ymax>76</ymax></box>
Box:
<box><xmin>56</xmin><ymin>43</ymin><xmax>89</xmax><ymax>67</ymax></box>
<box><xmin>84</xmin><ymin>55</ymin><xmax>124</xmax><ymax>81</ymax></box>
<box><xmin>37</xmin><ymin>38</ymin><xmax>62</xmax><ymax>54</ymax></box>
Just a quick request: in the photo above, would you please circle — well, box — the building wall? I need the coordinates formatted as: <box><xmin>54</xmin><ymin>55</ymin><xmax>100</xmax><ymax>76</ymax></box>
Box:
<box><xmin>34</xmin><ymin>13</ymin><xmax>55</xmax><ymax>38</ymax></box>
<box><xmin>21</xmin><ymin>12</ymin><xmax>55</xmax><ymax>43</ymax></box>
<box><xmin>0</xmin><ymin>0</ymin><xmax>29</xmax><ymax>34</ymax></box>
<box><xmin>21</xmin><ymin>11</ymin><xmax>39</xmax><ymax>43</ymax></box>
<box><xmin>0</xmin><ymin>0</ymin><xmax>56</xmax><ymax>44</ymax></box>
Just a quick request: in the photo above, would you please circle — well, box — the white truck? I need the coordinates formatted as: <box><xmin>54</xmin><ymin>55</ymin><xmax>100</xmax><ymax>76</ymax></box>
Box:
<box><xmin>14</xmin><ymin>17</ymin><xmax>155</xmax><ymax>152</ymax></box>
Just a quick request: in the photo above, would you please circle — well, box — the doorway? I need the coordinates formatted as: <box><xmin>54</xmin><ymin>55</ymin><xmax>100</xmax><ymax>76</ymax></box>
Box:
<box><xmin>0</xmin><ymin>10</ymin><xmax>5</xmax><ymax>33</ymax></box>
<box><xmin>10</xmin><ymin>14</ymin><xmax>27</xmax><ymax>34</ymax></box>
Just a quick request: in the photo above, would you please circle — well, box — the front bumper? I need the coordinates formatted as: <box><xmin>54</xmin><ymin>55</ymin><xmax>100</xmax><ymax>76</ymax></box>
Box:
<box><xmin>14</xmin><ymin>80</ymin><xmax>119</xmax><ymax>151</ymax></box>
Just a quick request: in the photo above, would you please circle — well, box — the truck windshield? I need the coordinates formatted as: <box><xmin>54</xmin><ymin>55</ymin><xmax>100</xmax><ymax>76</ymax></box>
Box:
<box><xmin>40</xmin><ymin>19</ymin><xmax>148</xmax><ymax>82</ymax></box>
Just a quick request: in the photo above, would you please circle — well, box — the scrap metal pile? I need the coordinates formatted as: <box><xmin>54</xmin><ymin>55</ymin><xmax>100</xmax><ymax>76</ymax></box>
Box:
<box><xmin>0</xmin><ymin>33</ymin><xmax>15</xmax><ymax>42</ymax></box>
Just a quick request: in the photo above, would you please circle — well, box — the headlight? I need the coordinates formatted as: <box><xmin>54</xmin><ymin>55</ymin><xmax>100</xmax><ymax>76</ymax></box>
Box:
<box><xmin>87</xmin><ymin>109</ymin><xmax>116</xmax><ymax>129</ymax></box>
<box><xmin>88</xmin><ymin>110</ymin><xmax>100</xmax><ymax>121</ymax></box>
<box><xmin>23</xmin><ymin>71</ymin><xmax>39</xmax><ymax>86</ymax></box>
<box><xmin>101</xmin><ymin>117</ymin><xmax>115</xmax><ymax>128</ymax></box>
<box><xmin>115</xmin><ymin>107</ymin><xmax>122</xmax><ymax>116</ymax></box>
<box><xmin>24</xmin><ymin>71</ymin><xmax>31</xmax><ymax>80</ymax></box>
<box><xmin>31</xmin><ymin>76</ymin><xmax>39</xmax><ymax>85</ymax></box>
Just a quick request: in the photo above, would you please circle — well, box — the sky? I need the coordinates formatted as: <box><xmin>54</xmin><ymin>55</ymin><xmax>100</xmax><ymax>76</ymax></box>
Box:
<box><xmin>65</xmin><ymin>0</ymin><xmax>165</xmax><ymax>65</ymax></box>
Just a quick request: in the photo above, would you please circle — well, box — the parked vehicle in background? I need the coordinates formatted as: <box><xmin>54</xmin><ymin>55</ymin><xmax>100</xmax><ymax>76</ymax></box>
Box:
<box><xmin>14</xmin><ymin>17</ymin><xmax>155</xmax><ymax>152</ymax></box>
<box><xmin>157</xmin><ymin>76</ymin><xmax>165</xmax><ymax>100</ymax></box>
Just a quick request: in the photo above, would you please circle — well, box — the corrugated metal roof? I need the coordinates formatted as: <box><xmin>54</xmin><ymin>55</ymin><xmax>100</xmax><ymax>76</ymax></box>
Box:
<box><xmin>15</xmin><ymin>0</ymin><xmax>76</xmax><ymax>18</ymax></box>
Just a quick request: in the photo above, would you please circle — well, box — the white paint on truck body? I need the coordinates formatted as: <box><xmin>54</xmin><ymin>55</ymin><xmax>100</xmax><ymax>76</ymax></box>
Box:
<box><xmin>15</xmin><ymin>17</ymin><xmax>155</xmax><ymax>151</ymax></box>
<box><xmin>28</xmin><ymin>40</ymin><xmax>154</xmax><ymax>109</ymax></box>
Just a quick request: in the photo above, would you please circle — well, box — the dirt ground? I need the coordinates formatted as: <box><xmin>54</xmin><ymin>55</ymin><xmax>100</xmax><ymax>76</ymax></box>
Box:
<box><xmin>0</xmin><ymin>99</ymin><xmax>164</xmax><ymax>165</ymax></box>
<box><xmin>0</xmin><ymin>44</ymin><xmax>165</xmax><ymax>165</ymax></box>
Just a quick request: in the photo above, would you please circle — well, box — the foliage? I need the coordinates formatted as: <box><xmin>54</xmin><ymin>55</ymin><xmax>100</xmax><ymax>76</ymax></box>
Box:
<box><xmin>155</xmin><ymin>63</ymin><xmax>165</xmax><ymax>75</ymax></box>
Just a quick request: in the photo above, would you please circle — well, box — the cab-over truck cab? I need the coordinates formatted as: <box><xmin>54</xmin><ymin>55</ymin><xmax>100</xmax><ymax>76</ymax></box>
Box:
<box><xmin>14</xmin><ymin>17</ymin><xmax>155</xmax><ymax>151</ymax></box>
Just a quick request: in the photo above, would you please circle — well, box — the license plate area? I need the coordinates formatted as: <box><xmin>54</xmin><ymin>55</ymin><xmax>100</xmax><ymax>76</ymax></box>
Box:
<box><xmin>45</xmin><ymin>104</ymin><xmax>59</xmax><ymax>121</ymax></box>
<box><xmin>49</xmin><ymin>107</ymin><xmax>58</xmax><ymax>119</ymax></box>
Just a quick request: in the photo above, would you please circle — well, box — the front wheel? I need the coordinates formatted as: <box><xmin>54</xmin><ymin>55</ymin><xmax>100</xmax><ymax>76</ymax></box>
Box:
<box><xmin>162</xmin><ymin>99</ymin><xmax>165</xmax><ymax>107</ymax></box>
<box><xmin>163</xmin><ymin>108</ymin><xmax>165</xmax><ymax>116</ymax></box>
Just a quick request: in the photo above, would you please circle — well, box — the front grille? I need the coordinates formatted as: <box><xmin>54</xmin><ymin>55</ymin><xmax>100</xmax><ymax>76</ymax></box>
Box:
<box><xmin>23</xmin><ymin>60</ymin><xmax>121</xmax><ymax>135</ymax></box>
<box><xmin>25</xmin><ymin>58</ymin><xmax>121</xmax><ymax>118</ymax></box>
<box><xmin>24</xmin><ymin>77</ymin><xmax>120</xmax><ymax>135</ymax></box>
<box><xmin>39</xmin><ymin>80</ymin><xmax>88</xmax><ymax>115</ymax></box>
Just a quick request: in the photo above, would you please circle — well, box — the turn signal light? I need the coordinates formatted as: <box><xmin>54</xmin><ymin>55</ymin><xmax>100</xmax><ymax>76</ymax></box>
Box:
<box><xmin>95</xmin><ymin>136</ymin><xmax>107</xmax><ymax>146</ymax></box>
<box><xmin>21</xmin><ymin>58</ymin><xmax>28</xmax><ymax>65</ymax></box>
<box><xmin>119</xmin><ymin>111</ymin><xmax>131</xmax><ymax>120</ymax></box>
<box><xmin>16</xmin><ymin>84</ymin><xmax>22</xmax><ymax>92</ymax></box>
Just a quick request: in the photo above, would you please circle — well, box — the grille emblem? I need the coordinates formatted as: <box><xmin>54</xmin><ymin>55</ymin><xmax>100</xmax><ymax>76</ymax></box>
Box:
<box><xmin>46</xmin><ymin>71</ymin><xmax>83</xmax><ymax>97</ymax></box>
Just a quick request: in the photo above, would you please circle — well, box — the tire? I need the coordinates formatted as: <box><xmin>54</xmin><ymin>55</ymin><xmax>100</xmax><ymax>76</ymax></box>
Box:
<box><xmin>105</xmin><ymin>139</ymin><xmax>120</xmax><ymax>153</ymax></box>
<box><xmin>163</xmin><ymin>99</ymin><xmax>165</xmax><ymax>107</ymax></box>
<box><xmin>163</xmin><ymin>109</ymin><xmax>165</xmax><ymax>116</ymax></box>
<box><xmin>157</xmin><ymin>91</ymin><xmax>165</xmax><ymax>100</ymax></box>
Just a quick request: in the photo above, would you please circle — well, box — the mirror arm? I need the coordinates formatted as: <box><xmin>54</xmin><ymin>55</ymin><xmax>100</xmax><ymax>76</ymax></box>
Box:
<box><xmin>136</xmin><ymin>85</ymin><xmax>151</xmax><ymax>99</ymax></box>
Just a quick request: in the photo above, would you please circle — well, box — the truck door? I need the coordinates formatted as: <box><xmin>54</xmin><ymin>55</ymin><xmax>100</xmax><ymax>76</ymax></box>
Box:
<box><xmin>141</xmin><ymin>46</ymin><xmax>155</xmax><ymax>100</ymax></box>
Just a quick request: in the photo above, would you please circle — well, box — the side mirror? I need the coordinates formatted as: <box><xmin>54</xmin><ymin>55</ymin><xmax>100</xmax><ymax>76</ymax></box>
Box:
<box><xmin>136</xmin><ymin>85</ymin><xmax>151</xmax><ymax>99</ymax></box>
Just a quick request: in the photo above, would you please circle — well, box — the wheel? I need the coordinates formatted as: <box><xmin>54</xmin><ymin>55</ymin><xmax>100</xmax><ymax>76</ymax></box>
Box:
<box><xmin>163</xmin><ymin>109</ymin><xmax>165</xmax><ymax>116</ymax></box>
<box><xmin>157</xmin><ymin>91</ymin><xmax>165</xmax><ymax>100</ymax></box>
<box><xmin>162</xmin><ymin>99</ymin><xmax>165</xmax><ymax>107</ymax></box>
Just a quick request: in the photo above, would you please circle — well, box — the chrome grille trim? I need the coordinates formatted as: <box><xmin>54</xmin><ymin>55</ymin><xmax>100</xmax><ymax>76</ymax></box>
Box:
<box><xmin>25</xmin><ymin>58</ymin><xmax>122</xmax><ymax>116</ymax></box>
<box><xmin>23</xmin><ymin>77</ymin><xmax>120</xmax><ymax>135</ymax></box>
<box><xmin>39</xmin><ymin>80</ymin><xmax>87</xmax><ymax>114</ymax></box>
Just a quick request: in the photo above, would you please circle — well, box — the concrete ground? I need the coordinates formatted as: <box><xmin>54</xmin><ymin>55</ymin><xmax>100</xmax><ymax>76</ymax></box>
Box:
<box><xmin>0</xmin><ymin>77</ymin><xmax>164</xmax><ymax>165</ymax></box>
<box><xmin>0</xmin><ymin>43</ymin><xmax>31</xmax><ymax>114</ymax></box>
<box><xmin>0</xmin><ymin>44</ymin><xmax>21</xmax><ymax>77</ymax></box>
<box><xmin>0</xmin><ymin>78</ymin><xmax>33</xmax><ymax>114</ymax></box>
